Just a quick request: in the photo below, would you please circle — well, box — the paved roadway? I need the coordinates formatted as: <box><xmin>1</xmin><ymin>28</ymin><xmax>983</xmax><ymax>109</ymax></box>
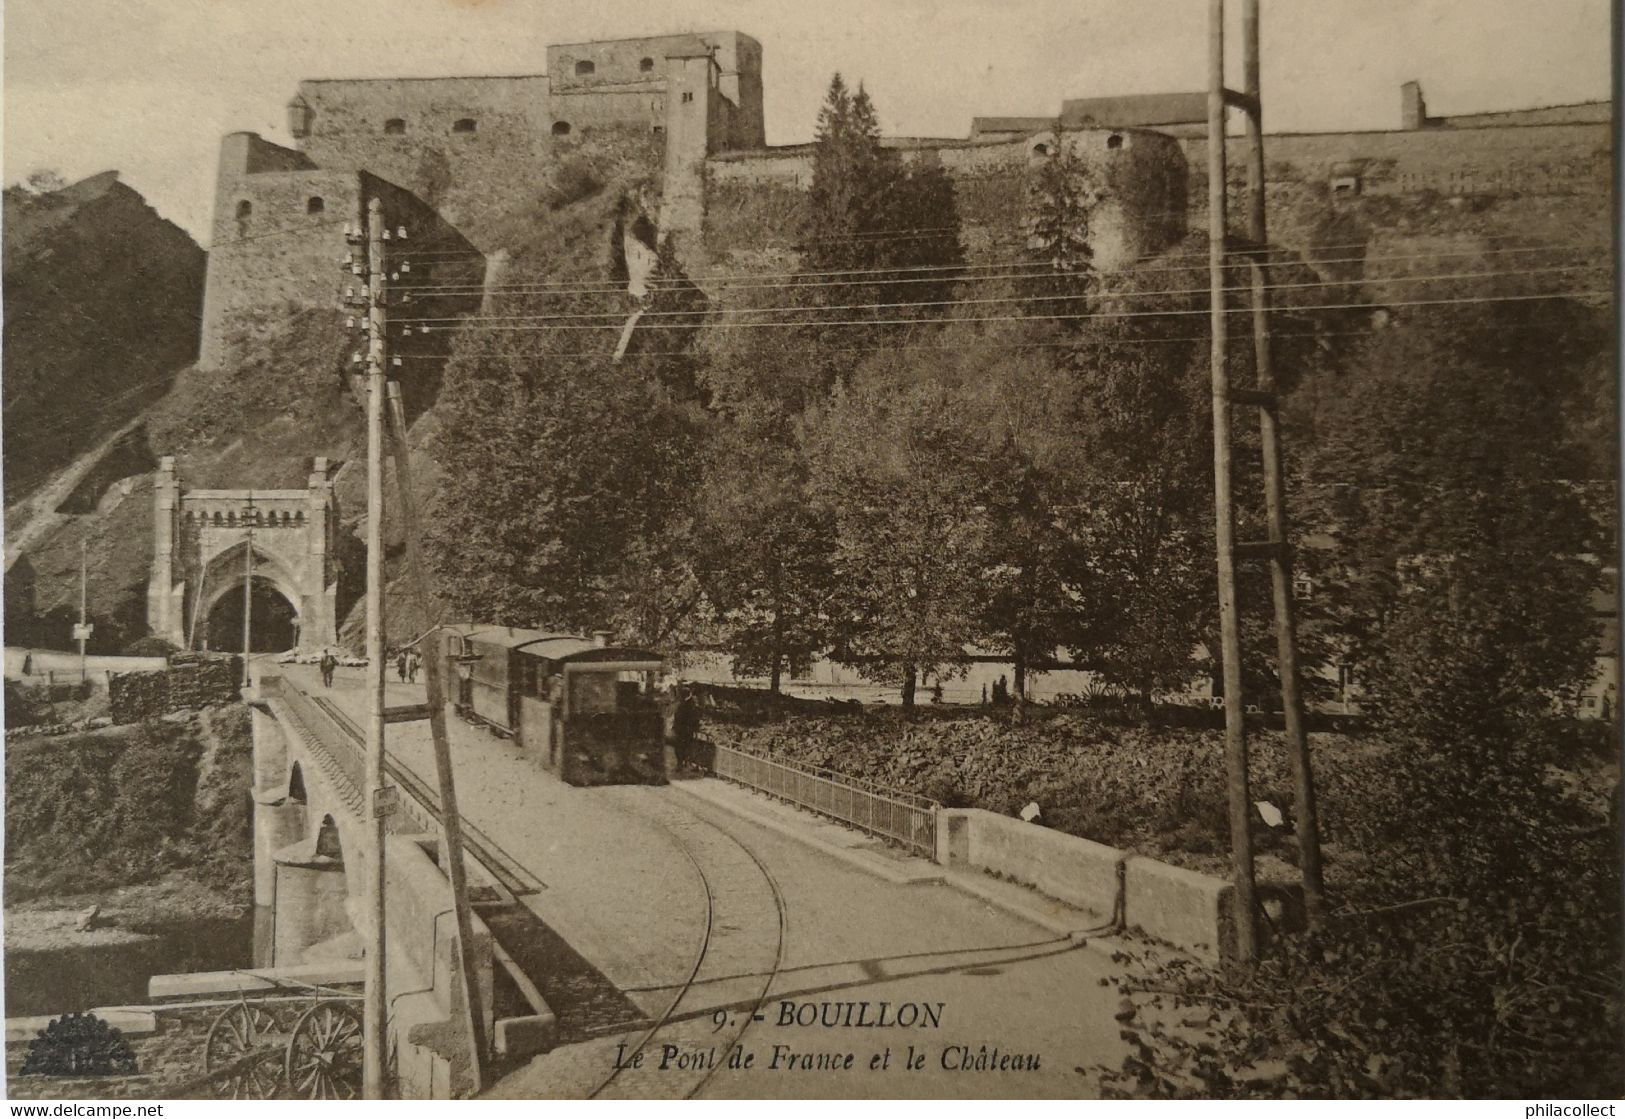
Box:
<box><xmin>283</xmin><ymin>664</ymin><xmax>1127</xmax><ymax>1099</ymax></box>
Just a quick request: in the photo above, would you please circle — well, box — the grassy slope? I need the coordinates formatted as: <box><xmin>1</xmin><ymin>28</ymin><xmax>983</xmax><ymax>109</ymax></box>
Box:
<box><xmin>2</xmin><ymin>176</ymin><xmax>205</xmax><ymax>505</ymax></box>
<box><xmin>3</xmin><ymin>706</ymin><xmax>254</xmax><ymax>915</ymax></box>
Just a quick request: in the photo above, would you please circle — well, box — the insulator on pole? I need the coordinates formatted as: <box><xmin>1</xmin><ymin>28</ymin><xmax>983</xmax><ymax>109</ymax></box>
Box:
<box><xmin>392</xmin><ymin>356</ymin><xmax>403</xmax><ymax>367</ymax></box>
<box><xmin>401</xmin><ymin>261</ymin><xmax>411</xmax><ymax>273</ymax></box>
<box><xmin>397</xmin><ymin>226</ymin><xmax>408</xmax><ymax>239</ymax></box>
<box><xmin>391</xmin><ymin>272</ymin><xmax>400</xmax><ymax>281</ymax></box>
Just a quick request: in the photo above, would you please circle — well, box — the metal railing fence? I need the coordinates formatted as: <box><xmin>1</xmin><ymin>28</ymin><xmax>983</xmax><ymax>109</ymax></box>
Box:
<box><xmin>710</xmin><ymin>743</ymin><xmax>938</xmax><ymax>859</ymax></box>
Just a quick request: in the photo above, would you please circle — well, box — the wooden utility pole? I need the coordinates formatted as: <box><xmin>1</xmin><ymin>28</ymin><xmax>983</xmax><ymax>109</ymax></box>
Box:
<box><xmin>362</xmin><ymin>197</ymin><xmax>391</xmax><ymax>1100</ymax></box>
<box><xmin>77</xmin><ymin>541</ymin><xmax>89</xmax><ymax>682</ymax></box>
<box><xmin>242</xmin><ymin>492</ymin><xmax>254</xmax><ymax>688</ymax></box>
<box><xmin>1240</xmin><ymin>0</ymin><xmax>1326</xmax><ymax>927</ymax></box>
<box><xmin>1207</xmin><ymin>0</ymin><xmax>1259</xmax><ymax>965</ymax></box>
<box><xmin>1206</xmin><ymin>0</ymin><xmax>1328</xmax><ymax>961</ymax></box>
<box><xmin>386</xmin><ymin>380</ymin><xmax>487</xmax><ymax>1088</ymax></box>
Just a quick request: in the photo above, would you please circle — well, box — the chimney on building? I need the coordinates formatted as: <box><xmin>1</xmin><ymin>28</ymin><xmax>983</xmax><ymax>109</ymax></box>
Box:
<box><xmin>1401</xmin><ymin>81</ymin><xmax>1428</xmax><ymax>130</ymax></box>
<box><xmin>592</xmin><ymin>630</ymin><xmax>612</xmax><ymax>647</ymax></box>
<box><xmin>287</xmin><ymin>94</ymin><xmax>313</xmax><ymax>140</ymax></box>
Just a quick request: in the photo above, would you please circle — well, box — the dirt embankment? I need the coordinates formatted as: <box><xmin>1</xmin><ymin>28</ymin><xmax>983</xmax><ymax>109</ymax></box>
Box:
<box><xmin>4</xmin><ymin>705</ymin><xmax>256</xmax><ymax>928</ymax></box>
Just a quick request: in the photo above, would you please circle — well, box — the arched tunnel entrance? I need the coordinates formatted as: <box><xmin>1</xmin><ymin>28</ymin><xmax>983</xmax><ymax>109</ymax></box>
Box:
<box><xmin>205</xmin><ymin>575</ymin><xmax>299</xmax><ymax>652</ymax></box>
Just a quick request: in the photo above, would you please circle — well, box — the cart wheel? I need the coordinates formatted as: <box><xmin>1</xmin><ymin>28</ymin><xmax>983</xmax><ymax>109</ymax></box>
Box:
<box><xmin>204</xmin><ymin>1003</ymin><xmax>287</xmax><ymax>1100</ymax></box>
<box><xmin>285</xmin><ymin>1001</ymin><xmax>363</xmax><ymax>1100</ymax></box>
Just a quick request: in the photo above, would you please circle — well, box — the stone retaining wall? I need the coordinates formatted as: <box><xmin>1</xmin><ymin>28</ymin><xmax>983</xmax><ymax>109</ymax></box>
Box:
<box><xmin>936</xmin><ymin>807</ymin><xmax>1301</xmax><ymax>962</ymax></box>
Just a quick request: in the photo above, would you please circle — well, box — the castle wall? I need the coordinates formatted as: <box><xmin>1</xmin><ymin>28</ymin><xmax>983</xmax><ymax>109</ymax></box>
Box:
<box><xmin>198</xmin><ymin>158</ymin><xmax>480</xmax><ymax>371</ymax></box>
<box><xmin>199</xmin><ymin>168</ymin><xmax>362</xmax><ymax>369</ymax></box>
<box><xmin>703</xmin><ymin>128</ymin><xmax>1190</xmax><ymax>273</ymax></box>
<box><xmin>295</xmin><ymin>76</ymin><xmax>553</xmax><ymax>247</ymax></box>
<box><xmin>1181</xmin><ymin>120</ymin><xmax>1611</xmax><ymax>200</ymax></box>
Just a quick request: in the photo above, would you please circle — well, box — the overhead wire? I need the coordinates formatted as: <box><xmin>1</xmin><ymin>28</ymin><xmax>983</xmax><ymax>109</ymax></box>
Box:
<box><xmin>389</xmin><ymin>317</ymin><xmax>1598</xmax><ymax>363</ymax></box>
<box><xmin>391</xmin><ymin>241</ymin><xmax>1610</xmax><ymax>298</ymax></box>
<box><xmin>390</xmin><ymin>264</ymin><xmax>1607</xmax><ymax>325</ymax></box>
<box><xmin>382</xmin><ymin>288</ymin><xmax>1611</xmax><ymax>334</ymax></box>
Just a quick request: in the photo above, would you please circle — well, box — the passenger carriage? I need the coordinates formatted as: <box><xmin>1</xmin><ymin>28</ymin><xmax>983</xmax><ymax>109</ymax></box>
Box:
<box><xmin>439</xmin><ymin>624</ymin><xmax>668</xmax><ymax>785</ymax></box>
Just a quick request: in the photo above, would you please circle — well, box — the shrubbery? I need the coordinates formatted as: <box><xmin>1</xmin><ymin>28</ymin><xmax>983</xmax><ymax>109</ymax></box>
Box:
<box><xmin>4</xmin><ymin>707</ymin><xmax>254</xmax><ymax>903</ymax></box>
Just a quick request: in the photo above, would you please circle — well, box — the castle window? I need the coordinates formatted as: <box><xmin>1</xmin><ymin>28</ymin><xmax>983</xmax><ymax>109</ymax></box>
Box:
<box><xmin>575</xmin><ymin>59</ymin><xmax>595</xmax><ymax>76</ymax></box>
<box><xmin>384</xmin><ymin>118</ymin><xmax>406</xmax><ymax>135</ymax></box>
<box><xmin>681</xmin><ymin>91</ymin><xmax>695</xmax><ymax>104</ymax></box>
<box><xmin>453</xmin><ymin>118</ymin><xmax>477</xmax><ymax>134</ymax></box>
<box><xmin>234</xmin><ymin>199</ymin><xmax>251</xmax><ymax>237</ymax></box>
<box><xmin>306</xmin><ymin>196</ymin><xmax>324</xmax><ymax>215</ymax></box>
<box><xmin>1031</xmin><ymin>142</ymin><xmax>1050</xmax><ymax>156</ymax></box>
<box><xmin>640</xmin><ymin>57</ymin><xmax>655</xmax><ymax>72</ymax></box>
<box><xmin>552</xmin><ymin>120</ymin><xmax>572</xmax><ymax>136</ymax></box>
<box><xmin>1106</xmin><ymin>133</ymin><xmax>1124</xmax><ymax>150</ymax></box>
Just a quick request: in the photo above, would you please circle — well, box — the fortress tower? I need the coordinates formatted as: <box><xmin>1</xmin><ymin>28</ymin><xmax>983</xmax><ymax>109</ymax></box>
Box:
<box><xmin>196</xmin><ymin>32</ymin><xmax>765</xmax><ymax>368</ymax></box>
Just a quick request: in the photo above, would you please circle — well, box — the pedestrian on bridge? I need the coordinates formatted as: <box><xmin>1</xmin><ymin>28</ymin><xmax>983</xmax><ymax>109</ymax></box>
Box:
<box><xmin>319</xmin><ymin>651</ymin><xmax>336</xmax><ymax>688</ymax></box>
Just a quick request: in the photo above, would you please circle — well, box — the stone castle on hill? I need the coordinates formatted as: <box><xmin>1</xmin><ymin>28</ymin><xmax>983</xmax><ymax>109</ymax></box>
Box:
<box><xmin>198</xmin><ymin>28</ymin><xmax>1612</xmax><ymax>369</ymax></box>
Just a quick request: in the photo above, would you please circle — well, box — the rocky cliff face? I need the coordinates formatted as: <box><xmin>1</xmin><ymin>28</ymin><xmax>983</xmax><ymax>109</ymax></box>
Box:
<box><xmin>3</xmin><ymin>172</ymin><xmax>205</xmax><ymax>505</ymax></box>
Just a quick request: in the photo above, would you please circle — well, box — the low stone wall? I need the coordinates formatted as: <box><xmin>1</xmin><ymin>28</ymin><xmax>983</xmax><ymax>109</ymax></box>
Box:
<box><xmin>935</xmin><ymin>808</ymin><xmax>1301</xmax><ymax>962</ymax></box>
<box><xmin>384</xmin><ymin>834</ymin><xmax>494</xmax><ymax>1100</ymax></box>
<box><xmin>938</xmin><ymin>808</ymin><xmax>1124</xmax><ymax>924</ymax></box>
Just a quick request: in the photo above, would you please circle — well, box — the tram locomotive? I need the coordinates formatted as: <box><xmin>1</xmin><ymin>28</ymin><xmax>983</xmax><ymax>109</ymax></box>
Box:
<box><xmin>438</xmin><ymin>625</ymin><xmax>669</xmax><ymax>785</ymax></box>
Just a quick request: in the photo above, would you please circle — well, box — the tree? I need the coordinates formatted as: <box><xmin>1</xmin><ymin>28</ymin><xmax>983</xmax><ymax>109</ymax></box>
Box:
<box><xmin>802</xmin><ymin>357</ymin><xmax>986</xmax><ymax>706</ymax></box>
<box><xmin>696</xmin><ymin>415</ymin><xmax>836</xmax><ymax>692</ymax></box>
<box><xmin>931</xmin><ymin>321</ymin><xmax>1085</xmax><ymax>701</ymax></box>
<box><xmin>1054</xmin><ymin>247</ymin><xmax>1215</xmax><ymax>708</ymax></box>
<box><xmin>789</xmin><ymin>75</ymin><xmax>965</xmax><ymax>392</ymax></box>
<box><xmin>1020</xmin><ymin>136</ymin><xmax>1102</xmax><ymax>320</ymax></box>
<box><xmin>427</xmin><ymin>286</ymin><xmax>705</xmax><ymax>643</ymax></box>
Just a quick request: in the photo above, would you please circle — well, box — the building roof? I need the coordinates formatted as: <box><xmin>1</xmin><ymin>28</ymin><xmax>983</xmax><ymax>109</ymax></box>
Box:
<box><xmin>1060</xmin><ymin>92</ymin><xmax>1207</xmax><ymax>129</ymax></box>
<box><xmin>520</xmin><ymin>638</ymin><xmax>662</xmax><ymax>664</ymax></box>
<box><xmin>971</xmin><ymin>116</ymin><xmax>1056</xmax><ymax>135</ymax></box>
<box><xmin>453</xmin><ymin>625</ymin><xmax>571</xmax><ymax>650</ymax></box>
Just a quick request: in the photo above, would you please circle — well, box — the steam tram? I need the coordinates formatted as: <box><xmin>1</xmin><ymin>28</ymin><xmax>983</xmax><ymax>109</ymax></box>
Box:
<box><xmin>438</xmin><ymin>625</ymin><xmax>669</xmax><ymax>785</ymax></box>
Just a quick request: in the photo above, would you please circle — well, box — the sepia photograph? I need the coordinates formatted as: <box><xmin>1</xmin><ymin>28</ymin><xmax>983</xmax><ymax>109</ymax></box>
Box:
<box><xmin>0</xmin><ymin>0</ymin><xmax>1619</xmax><ymax>1103</ymax></box>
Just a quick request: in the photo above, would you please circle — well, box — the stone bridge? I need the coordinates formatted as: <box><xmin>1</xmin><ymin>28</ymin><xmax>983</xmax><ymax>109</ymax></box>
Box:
<box><xmin>234</xmin><ymin>661</ymin><xmax>1255</xmax><ymax>1099</ymax></box>
<box><xmin>146</xmin><ymin>456</ymin><xmax>339</xmax><ymax>651</ymax></box>
<box><xmin>247</xmin><ymin>671</ymin><xmax>545</xmax><ymax>1099</ymax></box>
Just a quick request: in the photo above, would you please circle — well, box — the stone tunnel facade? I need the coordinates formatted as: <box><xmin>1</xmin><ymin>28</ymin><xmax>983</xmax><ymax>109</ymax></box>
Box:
<box><xmin>146</xmin><ymin>456</ymin><xmax>340</xmax><ymax>651</ymax></box>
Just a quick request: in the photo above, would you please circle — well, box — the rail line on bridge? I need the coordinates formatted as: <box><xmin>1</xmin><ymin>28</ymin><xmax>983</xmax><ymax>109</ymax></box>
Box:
<box><xmin>269</xmin><ymin>675</ymin><xmax>544</xmax><ymax>898</ymax></box>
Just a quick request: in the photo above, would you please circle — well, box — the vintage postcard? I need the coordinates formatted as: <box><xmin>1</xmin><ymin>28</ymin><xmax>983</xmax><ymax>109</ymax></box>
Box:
<box><xmin>2</xmin><ymin>0</ymin><xmax>1619</xmax><ymax>1104</ymax></box>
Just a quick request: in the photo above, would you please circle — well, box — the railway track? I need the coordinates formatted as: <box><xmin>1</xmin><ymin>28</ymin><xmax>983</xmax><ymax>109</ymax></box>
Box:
<box><xmin>307</xmin><ymin>692</ymin><xmax>544</xmax><ymax>897</ymax></box>
<box><xmin>586</xmin><ymin>790</ymin><xmax>789</xmax><ymax>1101</ymax></box>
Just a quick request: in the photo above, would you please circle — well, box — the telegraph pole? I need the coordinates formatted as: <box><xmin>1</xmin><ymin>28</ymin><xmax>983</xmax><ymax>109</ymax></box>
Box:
<box><xmin>1206</xmin><ymin>0</ymin><xmax>1328</xmax><ymax>959</ymax></box>
<box><xmin>1207</xmin><ymin>0</ymin><xmax>1259</xmax><ymax>965</ymax></box>
<box><xmin>241</xmin><ymin>492</ymin><xmax>254</xmax><ymax>689</ymax></box>
<box><xmin>1241</xmin><ymin>0</ymin><xmax>1326</xmax><ymax>928</ymax></box>
<box><xmin>386</xmin><ymin>380</ymin><xmax>487</xmax><ymax>1086</ymax></box>
<box><xmin>362</xmin><ymin>197</ymin><xmax>390</xmax><ymax>1099</ymax></box>
<box><xmin>77</xmin><ymin>540</ymin><xmax>88</xmax><ymax>682</ymax></box>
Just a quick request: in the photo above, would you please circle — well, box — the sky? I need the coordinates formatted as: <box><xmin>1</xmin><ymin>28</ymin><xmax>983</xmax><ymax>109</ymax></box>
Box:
<box><xmin>3</xmin><ymin>0</ymin><xmax>1614</xmax><ymax>245</ymax></box>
